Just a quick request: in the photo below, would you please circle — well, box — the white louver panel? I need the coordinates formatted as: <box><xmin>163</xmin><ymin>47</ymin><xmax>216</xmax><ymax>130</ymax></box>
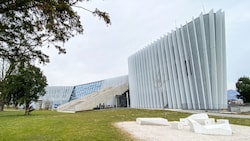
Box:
<box><xmin>128</xmin><ymin>10</ymin><xmax>227</xmax><ymax>110</ymax></box>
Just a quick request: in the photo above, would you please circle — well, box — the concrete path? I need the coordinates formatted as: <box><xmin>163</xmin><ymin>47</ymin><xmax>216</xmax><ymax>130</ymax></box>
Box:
<box><xmin>115</xmin><ymin>121</ymin><xmax>250</xmax><ymax>141</ymax></box>
<box><xmin>168</xmin><ymin>109</ymin><xmax>250</xmax><ymax>119</ymax></box>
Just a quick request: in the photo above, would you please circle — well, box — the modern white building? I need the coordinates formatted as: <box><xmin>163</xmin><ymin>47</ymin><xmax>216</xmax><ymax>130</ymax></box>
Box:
<box><xmin>33</xmin><ymin>86</ymin><xmax>74</xmax><ymax>110</ymax></box>
<box><xmin>35</xmin><ymin>75</ymin><xmax>129</xmax><ymax>111</ymax></box>
<box><xmin>128</xmin><ymin>10</ymin><xmax>227</xmax><ymax>110</ymax></box>
<box><xmin>36</xmin><ymin>10</ymin><xmax>227</xmax><ymax>111</ymax></box>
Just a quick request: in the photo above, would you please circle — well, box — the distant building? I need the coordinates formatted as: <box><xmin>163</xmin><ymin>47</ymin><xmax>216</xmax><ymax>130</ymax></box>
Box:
<box><xmin>228</xmin><ymin>99</ymin><xmax>243</xmax><ymax>105</ymax></box>
<box><xmin>227</xmin><ymin>89</ymin><xmax>239</xmax><ymax>100</ymax></box>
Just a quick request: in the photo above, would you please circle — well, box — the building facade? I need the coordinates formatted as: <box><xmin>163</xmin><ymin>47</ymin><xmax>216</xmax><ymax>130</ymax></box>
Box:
<box><xmin>36</xmin><ymin>86</ymin><xmax>74</xmax><ymax>109</ymax></box>
<box><xmin>36</xmin><ymin>75</ymin><xmax>129</xmax><ymax>110</ymax></box>
<box><xmin>128</xmin><ymin>10</ymin><xmax>227</xmax><ymax>110</ymax></box>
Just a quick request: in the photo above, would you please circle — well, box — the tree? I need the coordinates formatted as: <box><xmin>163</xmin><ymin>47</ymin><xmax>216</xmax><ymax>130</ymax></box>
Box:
<box><xmin>0</xmin><ymin>0</ymin><xmax>111</xmax><ymax>63</ymax></box>
<box><xmin>0</xmin><ymin>58</ymin><xmax>9</xmax><ymax>111</ymax></box>
<box><xmin>236</xmin><ymin>76</ymin><xmax>250</xmax><ymax>103</ymax></box>
<box><xmin>0</xmin><ymin>62</ymin><xmax>47</xmax><ymax>115</ymax></box>
<box><xmin>0</xmin><ymin>0</ymin><xmax>111</xmax><ymax>111</ymax></box>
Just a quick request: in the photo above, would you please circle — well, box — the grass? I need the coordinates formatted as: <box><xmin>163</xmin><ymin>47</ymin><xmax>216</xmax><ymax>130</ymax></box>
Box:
<box><xmin>0</xmin><ymin>108</ymin><xmax>249</xmax><ymax>141</ymax></box>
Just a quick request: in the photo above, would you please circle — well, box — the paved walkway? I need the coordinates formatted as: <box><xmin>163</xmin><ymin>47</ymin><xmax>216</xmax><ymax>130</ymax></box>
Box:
<box><xmin>116</xmin><ymin>121</ymin><xmax>250</xmax><ymax>141</ymax></box>
<box><xmin>167</xmin><ymin>109</ymin><xmax>250</xmax><ymax>119</ymax></box>
<box><xmin>116</xmin><ymin>108</ymin><xmax>250</xmax><ymax>141</ymax></box>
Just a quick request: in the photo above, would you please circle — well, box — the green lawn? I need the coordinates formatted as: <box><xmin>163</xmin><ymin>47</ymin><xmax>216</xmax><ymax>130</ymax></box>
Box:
<box><xmin>0</xmin><ymin>109</ymin><xmax>249</xmax><ymax>141</ymax></box>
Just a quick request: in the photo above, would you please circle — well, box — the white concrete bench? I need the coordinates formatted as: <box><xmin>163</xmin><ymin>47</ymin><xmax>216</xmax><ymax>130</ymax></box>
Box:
<box><xmin>217</xmin><ymin>119</ymin><xmax>229</xmax><ymax>124</ymax></box>
<box><xmin>180</xmin><ymin>118</ymin><xmax>189</xmax><ymax>126</ymax></box>
<box><xmin>187</xmin><ymin>116</ymin><xmax>232</xmax><ymax>135</ymax></box>
<box><xmin>136</xmin><ymin>117</ymin><xmax>169</xmax><ymax>126</ymax></box>
<box><xmin>195</xmin><ymin>118</ymin><xmax>215</xmax><ymax>125</ymax></box>
<box><xmin>171</xmin><ymin>121</ymin><xmax>183</xmax><ymax>129</ymax></box>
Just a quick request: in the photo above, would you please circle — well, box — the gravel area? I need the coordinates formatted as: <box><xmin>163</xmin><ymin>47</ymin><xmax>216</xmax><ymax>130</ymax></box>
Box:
<box><xmin>115</xmin><ymin>121</ymin><xmax>250</xmax><ymax>141</ymax></box>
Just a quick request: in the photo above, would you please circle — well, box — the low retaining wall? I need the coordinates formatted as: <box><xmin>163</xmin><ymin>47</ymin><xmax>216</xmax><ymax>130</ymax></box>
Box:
<box><xmin>229</xmin><ymin>105</ymin><xmax>250</xmax><ymax>112</ymax></box>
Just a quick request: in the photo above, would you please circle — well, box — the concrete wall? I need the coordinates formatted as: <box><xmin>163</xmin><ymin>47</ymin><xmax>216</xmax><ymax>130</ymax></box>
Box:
<box><xmin>229</xmin><ymin>105</ymin><xmax>250</xmax><ymax>112</ymax></box>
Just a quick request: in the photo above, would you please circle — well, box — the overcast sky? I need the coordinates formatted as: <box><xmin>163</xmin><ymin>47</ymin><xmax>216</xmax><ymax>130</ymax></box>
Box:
<box><xmin>39</xmin><ymin>0</ymin><xmax>250</xmax><ymax>90</ymax></box>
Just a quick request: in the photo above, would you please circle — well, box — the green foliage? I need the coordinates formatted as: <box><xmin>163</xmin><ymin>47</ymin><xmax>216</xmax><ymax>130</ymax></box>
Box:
<box><xmin>0</xmin><ymin>0</ymin><xmax>111</xmax><ymax>63</ymax></box>
<box><xmin>236</xmin><ymin>76</ymin><xmax>250</xmax><ymax>103</ymax></box>
<box><xmin>0</xmin><ymin>62</ymin><xmax>47</xmax><ymax>115</ymax></box>
<box><xmin>0</xmin><ymin>109</ymin><xmax>249</xmax><ymax>141</ymax></box>
<box><xmin>0</xmin><ymin>0</ymin><xmax>111</xmax><ymax>112</ymax></box>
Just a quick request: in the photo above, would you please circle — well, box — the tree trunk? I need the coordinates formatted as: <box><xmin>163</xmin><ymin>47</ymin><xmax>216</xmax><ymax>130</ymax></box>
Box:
<box><xmin>0</xmin><ymin>99</ymin><xmax>4</xmax><ymax>111</ymax></box>
<box><xmin>25</xmin><ymin>104</ymin><xmax>30</xmax><ymax>115</ymax></box>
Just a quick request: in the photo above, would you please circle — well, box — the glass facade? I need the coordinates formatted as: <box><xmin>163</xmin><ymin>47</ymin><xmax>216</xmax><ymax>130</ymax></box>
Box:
<box><xmin>70</xmin><ymin>81</ymin><xmax>103</xmax><ymax>101</ymax></box>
